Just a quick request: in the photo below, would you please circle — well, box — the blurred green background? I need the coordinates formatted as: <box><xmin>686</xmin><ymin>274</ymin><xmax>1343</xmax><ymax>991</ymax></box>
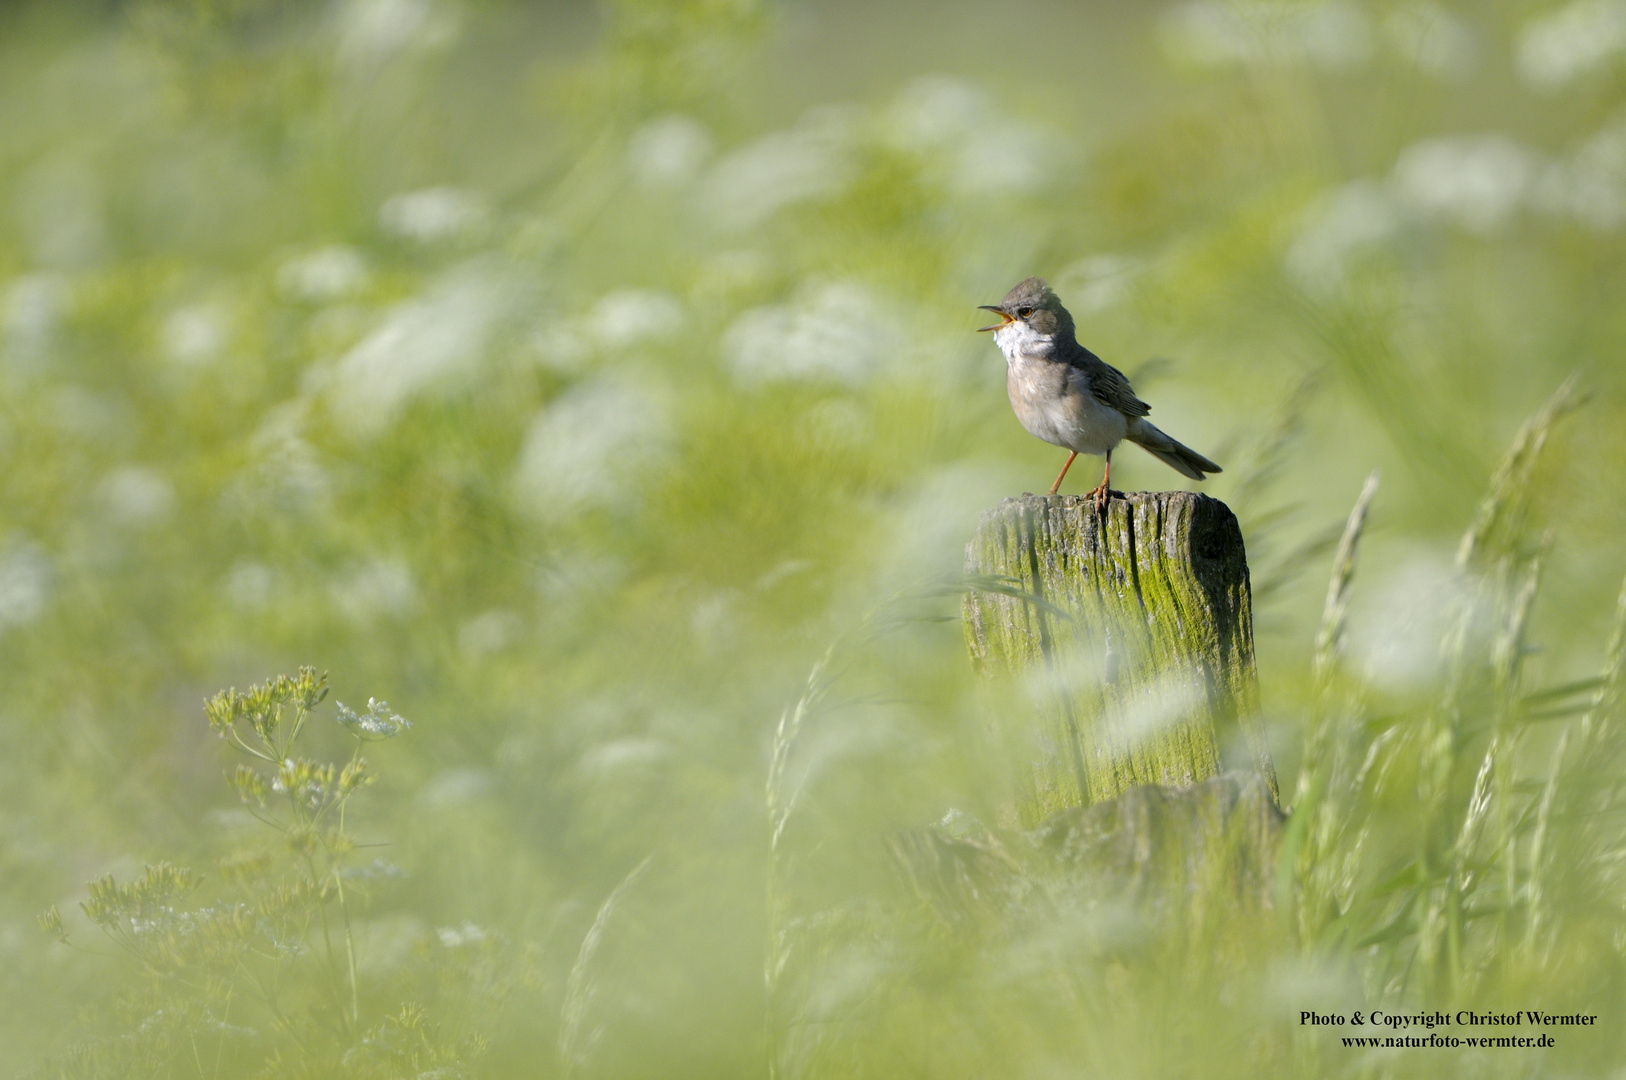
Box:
<box><xmin>4</xmin><ymin>0</ymin><xmax>1626</xmax><ymax>1076</ymax></box>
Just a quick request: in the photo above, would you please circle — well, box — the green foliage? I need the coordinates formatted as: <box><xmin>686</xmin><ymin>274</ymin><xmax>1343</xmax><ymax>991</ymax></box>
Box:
<box><xmin>1287</xmin><ymin>385</ymin><xmax>1611</xmax><ymax>995</ymax></box>
<box><xmin>761</xmin><ymin>396</ymin><xmax>1626</xmax><ymax>1078</ymax></box>
<box><xmin>4</xmin><ymin>0</ymin><xmax>1626</xmax><ymax>1077</ymax></box>
<box><xmin>35</xmin><ymin>671</ymin><xmax>492</xmax><ymax>1080</ymax></box>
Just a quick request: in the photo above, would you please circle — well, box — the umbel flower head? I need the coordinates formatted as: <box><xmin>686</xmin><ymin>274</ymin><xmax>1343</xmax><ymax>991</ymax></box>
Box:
<box><xmin>205</xmin><ymin>667</ymin><xmax>329</xmax><ymax>743</ymax></box>
<box><xmin>335</xmin><ymin>698</ymin><xmax>411</xmax><ymax>740</ymax></box>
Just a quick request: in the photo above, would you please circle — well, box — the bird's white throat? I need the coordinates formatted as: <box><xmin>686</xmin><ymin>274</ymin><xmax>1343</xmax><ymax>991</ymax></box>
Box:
<box><xmin>993</xmin><ymin>320</ymin><xmax>1057</xmax><ymax>366</ymax></box>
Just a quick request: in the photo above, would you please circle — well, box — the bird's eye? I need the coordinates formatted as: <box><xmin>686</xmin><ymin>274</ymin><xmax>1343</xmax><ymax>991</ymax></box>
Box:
<box><xmin>1017</xmin><ymin>307</ymin><xmax>1033</xmax><ymax>318</ymax></box>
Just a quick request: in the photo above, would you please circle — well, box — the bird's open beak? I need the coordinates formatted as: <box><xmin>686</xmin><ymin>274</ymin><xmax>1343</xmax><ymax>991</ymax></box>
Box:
<box><xmin>976</xmin><ymin>305</ymin><xmax>1014</xmax><ymax>333</ymax></box>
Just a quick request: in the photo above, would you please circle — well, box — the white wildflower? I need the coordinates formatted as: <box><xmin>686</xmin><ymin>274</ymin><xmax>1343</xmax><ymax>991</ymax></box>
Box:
<box><xmin>724</xmin><ymin>281</ymin><xmax>898</xmax><ymax>386</ymax></box>
<box><xmin>1515</xmin><ymin>0</ymin><xmax>1626</xmax><ymax>90</ymax></box>
<box><xmin>378</xmin><ymin>186</ymin><xmax>488</xmax><ymax>242</ymax></box>
<box><xmin>1161</xmin><ymin>0</ymin><xmax>1373</xmax><ymax>70</ymax></box>
<box><xmin>277</xmin><ymin>245</ymin><xmax>369</xmax><ymax>301</ymax></box>
<box><xmin>336</xmin><ymin>697</ymin><xmax>412</xmax><ymax>740</ymax></box>
<box><xmin>628</xmin><ymin>115</ymin><xmax>713</xmax><ymax>188</ymax></box>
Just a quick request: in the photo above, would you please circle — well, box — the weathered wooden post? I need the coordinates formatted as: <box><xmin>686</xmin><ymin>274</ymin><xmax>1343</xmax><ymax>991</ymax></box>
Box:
<box><xmin>964</xmin><ymin>491</ymin><xmax>1279</xmax><ymax>825</ymax></box>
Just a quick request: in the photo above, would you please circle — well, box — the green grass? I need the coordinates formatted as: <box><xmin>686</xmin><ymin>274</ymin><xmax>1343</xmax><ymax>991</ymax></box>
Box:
<box><xmin>4</xmin><ymin>0</ymin><xmax>1626</xmax><ymax>1076</ymax></box>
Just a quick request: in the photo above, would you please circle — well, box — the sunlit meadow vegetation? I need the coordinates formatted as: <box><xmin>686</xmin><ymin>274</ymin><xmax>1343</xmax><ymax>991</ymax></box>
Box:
<box><xmin>4</xmin><ymin>0</ymin><xmax>1626</xmax><ymax>1076</ymax></box>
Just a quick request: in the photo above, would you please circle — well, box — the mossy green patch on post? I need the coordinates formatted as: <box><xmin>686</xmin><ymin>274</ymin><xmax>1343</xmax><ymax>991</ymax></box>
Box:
<box><xmin>964</xmin><ymin>492</ymin><xmax>1278</xmax><ymax>824</ymax></box>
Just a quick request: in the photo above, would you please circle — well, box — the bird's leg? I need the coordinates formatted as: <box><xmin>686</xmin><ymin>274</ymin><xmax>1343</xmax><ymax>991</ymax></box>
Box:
<box><xmin>1083</xmin><ymin>450</ymin><xmax>1112</xmax><ymax>512</ymax></box>
<box><xmin>1047</xmin><ymin>451</ymin><xmax>1078</xmax><ymax>496</ymax></box>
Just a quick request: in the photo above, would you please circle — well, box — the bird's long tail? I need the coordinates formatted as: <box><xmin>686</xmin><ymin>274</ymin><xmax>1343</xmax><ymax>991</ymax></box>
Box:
<box><xmin>1126</xmin><ymin>419</ymin><xmax>1222</xmax><ymax>481</ymax></box>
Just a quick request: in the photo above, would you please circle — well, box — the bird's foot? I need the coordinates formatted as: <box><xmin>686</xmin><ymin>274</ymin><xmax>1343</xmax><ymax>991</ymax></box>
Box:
<box><xmin>1084</xmin><ymin>480</ymin><xmax>1111</xmax><ymax>513</ymax></box>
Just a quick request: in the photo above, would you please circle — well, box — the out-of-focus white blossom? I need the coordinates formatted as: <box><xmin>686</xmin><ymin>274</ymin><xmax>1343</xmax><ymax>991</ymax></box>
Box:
<box><xmin>1391</xmin><ymin>135</ymin><xmax>1538</xmax><ymax>234</ymax></box>
<box><xmin>331</xmin><ymin>558</ymin><xmax>419</xmax><ymax>623</ymax></box>
<box><xmin>701</xmin><ymin>108</ymin><xmax>857</xmax><ymax>228</ymax></box>
<box><xmin>512</xmin><ymin>374</ymin><xmax>671</xmax><ymax>519</ymax></box>
<box><xmin>724</xmin><ymin>281</ymin><xmax>898</xmax><ymax>387</ymax></box>
<box><xmin>885</xmin><ymin>77</ymin><xmax>987</xmax><ymax>152</ymax></box>
<box><xmin>527</xmin><ymin>289</ymin><xmax>684</xmax><ymax>376</ymax></box>
<box><xmin>224</xmin><ymin>561</ymin><xmax>276</xmax><ymax>610</ymax></box>
<box><xmin>690</xmin><ymin>590</ymin><xmax>739</xmax><ymax>654</ymax></box>
<box><xmin>2</xmin><ymin>274</ymin><xmax>67</xmax><ymax>367</ymax></box>
<box><xmin>1532</xmin><ymin>121</ymin><xmax>1626</xmax><ymax>230</ymax></box>
<box><xmin>379</xmin><ymin>186</ymin><xmax>488</xmax><ymax>242</ymax></box>
<box><xmin>1346</xmin><ymin>549</ymin><xmax>1484</xmax><ymax>690</ymax></box>
<box><xmin>878</xmin><ymin>464</ymin><xmax>1012</xmax><ymax>586</ymax></box>
<box><xmin>98</xmin><ymin>466</ymin><xmax>175</xmax><ymax>527</ymax></box>
<box><xmin>797</xmin><ymin>398</ymin><xmax>871</xmax><ymax>448</ymax></box>
<box><xmin>579</xmin><ymin>737</ymin><xmax>670</xmax><ymax>772</ymax></box>
<box><xmin>628</xmin><ymin>115</ymin><xmax>714</xmax><ymax>189</ymax></box>
<box><xmin>436</xmin><ymin>921</ymin><xmax>486</xmax><ymax>947</ymax></box>
<box><xmin>1285</xmin><ymin>181</ymin><xmax>1402</xmax><ymax>292</ymax></box>
<box><xmin>1161</xmin><ymin>0</ymin><xmax>1372</xmax><ymax>70</ymax></box>
<box><xmin>336</xmin><ymin>0</ymin><xmax>460</xmax><ymax>62</ymax></box>
<box><xmin>884</xmin><ymin>77</ymin><xmax>1048</xmax><ymax>194</ymax></box>
<box><xmin>418</xmin><ymin>767</ymin><xmax>493</xmax><ymax>806</ymax></box>
<box><xmin>459</xmin><ymin>609</ymin><xmax>523</xmax><ymax>656</ymax></box>
<box><xmin>162</xmin><ymin>304</ymin><xmax>229</xmax><ymax>367</ymax></box>
<box><xmin>277</xmin><ymin>246</ymin><xmax>369</xmax><ymax>301</ymax></box>
<box><xmin>1515</xmin><ymin>0</ymin><xmax>1626</xmax><ymax>89</ymax></box>
<box><xmin>233</xmin><ymin>402</ymin><xmax>332</xmax><ymax>515</ymax></box>
<box><xmin>588</xmin><ymin>289</ymin><xmax>686</xmax><ymax>349</ymax></box>
<box><xmin>1289</xmin><ymin>121</ymin><xmax>1626</xmax><ymax>287</ymax></box>
<box><xmin>340</xmin><ymin>858</ymin><xmax>406</xmax><ymax>880</ymax></box>
<box><xmin>329</xmin><ymin>262</ymin><xmax>509</xmax><ymax>436</ymax></box>
<box><xmin>1116</xmin><ymin>674</ymin><xmax>1209</xmax><ymax>741</ymax></box>
<box><xmin>0</xmin><ymin>536</ymin><xmax>51</xmax><ymax>630</ymax></box>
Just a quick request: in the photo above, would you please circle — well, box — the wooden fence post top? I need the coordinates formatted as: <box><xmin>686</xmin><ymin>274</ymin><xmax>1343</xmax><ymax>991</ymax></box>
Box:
<box><xmin>971</xmin><ymin>490</ymin><xmax>1248</xmax><ymax>589</ymax></box>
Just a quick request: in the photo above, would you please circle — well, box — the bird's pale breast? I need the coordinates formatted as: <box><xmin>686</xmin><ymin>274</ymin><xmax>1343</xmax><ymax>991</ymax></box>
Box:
<box><xmin>1005</xmin><ymin>352</ymin><xmax>1127</xmax><ymax>456</ymax></box>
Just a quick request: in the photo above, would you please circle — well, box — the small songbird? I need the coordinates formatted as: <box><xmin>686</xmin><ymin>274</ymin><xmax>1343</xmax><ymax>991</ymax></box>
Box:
<box><xmin>979</xmin><ymin>277</ymin><xmax>1221</xmax><ymax>509</ymax></box>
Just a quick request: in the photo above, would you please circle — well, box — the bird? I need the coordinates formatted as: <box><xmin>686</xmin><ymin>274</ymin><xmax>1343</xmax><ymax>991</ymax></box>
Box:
<box><xmin>978</xmin><ymin>277</ymin><xmax>1221</xmax><ymax>510</ymax></box>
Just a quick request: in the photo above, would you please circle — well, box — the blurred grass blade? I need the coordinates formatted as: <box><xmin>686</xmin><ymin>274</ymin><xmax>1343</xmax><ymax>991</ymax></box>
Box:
<box><xmin>1492</xmin><ymin>545</ymin><xmax>1546</xmax><ymax>705</ymax></box>
<box><xmin>1582</xmin><ymin>574</ymin><xmax>1626</xmax><ymax>743</ymax></box>
<box><xmin>1521</xmin><ymin>676</ymin><xmax>1607</xmax><ymax>708</ymax></box>
<box><xmin>1456</xmin><ymin>375</ymin><xmax>1582</xmax><ymax>570</ymax></box>
<box><xmin>560</xmin><ymin>854</ymin><xmax>654</xmax><ymax>1080</ymax></box>
<box><xmin>1312</xmin><ymin>472</ymin><xmax>1379</xmax><ymax>685</ymax></box>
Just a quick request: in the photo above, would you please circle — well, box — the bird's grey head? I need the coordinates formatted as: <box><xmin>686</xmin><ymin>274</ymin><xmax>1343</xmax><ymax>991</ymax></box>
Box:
<box><xmin>977</xmin><ymin>277</ymin><xmax>1076</xmax><ymax>359</ymax></box>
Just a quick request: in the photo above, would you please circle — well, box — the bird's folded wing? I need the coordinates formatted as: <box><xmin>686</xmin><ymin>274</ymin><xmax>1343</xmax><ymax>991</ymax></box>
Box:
<box><xmin>1084</xmin><ymin>362</ymin><xmax>1151</xmax><ymax>417</ymax></box>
